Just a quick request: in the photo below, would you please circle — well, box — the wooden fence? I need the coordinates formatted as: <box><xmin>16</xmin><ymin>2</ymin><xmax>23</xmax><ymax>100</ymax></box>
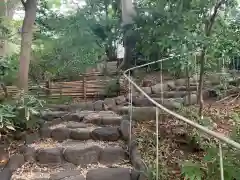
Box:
<box><xmin>1</xmin><ymin>73</ymin><xmax>118</xmax><ymax>100</ymax></box>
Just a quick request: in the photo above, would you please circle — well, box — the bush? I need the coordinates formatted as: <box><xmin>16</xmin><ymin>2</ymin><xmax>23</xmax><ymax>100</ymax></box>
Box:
<box><xmin>0</xmin><ymin>92</ymin><xmax>45</xmax><ymax>136</ymax></box>
<box><xmin>104</xmin><ymin>79</ymin><xmax>121</xmax><ymax>97</ymax></box>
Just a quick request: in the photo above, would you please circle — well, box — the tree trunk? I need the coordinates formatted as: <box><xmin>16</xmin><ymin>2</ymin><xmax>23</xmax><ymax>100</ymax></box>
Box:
<box><xmin>18</xmin><ymin>0</ymin><xmax>37</xmax><ymax>91</ymax></box>
<box><xmin>197</xmin><ymin>48</ymin><xmax>206</xmax><ymax>118</ymax></box>
<box><xmin>0</xmin><ymin>0</ymin><xmax>8</xmax><ymax>58</ymax></box>
<box><xmin>119</xmin><ymin>0</ymin><xmax>136</xmax><ymax>71</ymax></box>
<box><xmin>186</xmin><ymin>65</ymin><xmax>191</xmax><ymax>105</ymax></box>
<box><xmin>197</xmin><ymin>0</ymin><xmax>224</xmax><ymax>117</ymax></box>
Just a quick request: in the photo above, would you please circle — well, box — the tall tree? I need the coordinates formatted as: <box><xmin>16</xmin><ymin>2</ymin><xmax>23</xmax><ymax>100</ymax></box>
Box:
<box><xmin>18</xmin><ymin>0</ymin><xmax>37</xmax><ymax>91</ymax></box>
<box><xmin>119</xmin><ymin>0</ymin><xmax>136</xmax><ymax>70</ymax></box>
<box><xmin>0</xmin><ymin>0</ymin><xmax>19</xmax><ymax>57</ymax></box>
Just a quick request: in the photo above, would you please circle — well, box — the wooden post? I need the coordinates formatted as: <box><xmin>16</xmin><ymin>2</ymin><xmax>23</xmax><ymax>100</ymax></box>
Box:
<box><xmin>45</xmin><ymin>80</ymin><xmax>51</xmax><ymax>97</ymax></box>
<box><xmin>83</xmin><ymin>75</ymin><xmax>86</xmax><ymax>101</ymax></box>
<box><xmin>60</xmin><ymin>85</ymin><xmax>62</xmax><ymax>99</ymax></box>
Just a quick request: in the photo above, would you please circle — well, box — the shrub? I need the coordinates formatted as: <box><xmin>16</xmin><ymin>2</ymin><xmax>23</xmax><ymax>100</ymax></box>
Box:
<box><xmin>0</xmin><ymin>92</ymin><xmax>45</xmax><ymax>136</ymax></box>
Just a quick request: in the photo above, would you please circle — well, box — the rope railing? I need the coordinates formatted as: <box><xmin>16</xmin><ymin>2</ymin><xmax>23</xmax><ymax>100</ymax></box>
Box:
<box><xmin>123</xmin><ymin>53</ymin><xmax>240</xmax><ymax>180</ymax></box>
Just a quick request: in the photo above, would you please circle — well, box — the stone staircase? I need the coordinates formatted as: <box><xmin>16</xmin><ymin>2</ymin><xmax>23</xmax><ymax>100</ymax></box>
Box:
<box><xmin>0</xmin><ymin>77</ymin><xmax>217</xmax><ymax>180</ymax></box>
<box><xmin>1</xmin><ymin>109</ymin><xmax>142</xmax><ymax>180</ymax></box>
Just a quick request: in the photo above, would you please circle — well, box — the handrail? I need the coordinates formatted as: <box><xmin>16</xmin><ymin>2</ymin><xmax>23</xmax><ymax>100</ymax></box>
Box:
<box><xmin>123</xmin><ymin>54</ymin><xmax>240</xmax><ymax>149</ymax></box>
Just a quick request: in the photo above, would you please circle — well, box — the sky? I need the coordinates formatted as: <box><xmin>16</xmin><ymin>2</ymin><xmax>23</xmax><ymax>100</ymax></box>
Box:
<box><xmin>13</xmin><ymin>0</ymin><xmax>86</xmax><ymax>20</ymax></box>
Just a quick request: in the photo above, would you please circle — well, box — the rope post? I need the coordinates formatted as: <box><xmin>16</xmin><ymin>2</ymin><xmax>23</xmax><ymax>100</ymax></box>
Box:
<box><xmin>155</xmin><ymin>107</ymin><xmax>159</xmax><ymax>180</ymax></box>
<box><xmin>83</xmin><ymin>75</ymin><xmax>86</xmax><ymax>101</ymax></box>
<box><xmin>128</xmin><ymin>70</ymin><xmax>133</xmax><ymax>148</ymax></box>
<box><xmin>45</xmin><ymin>79</ymin><xmax>51</xmax><ymax>97</ymax></box>
<box><xmin>219</xmin><ymin>142</ymin><xmax>224</xmax><ymax>180</ymax></box>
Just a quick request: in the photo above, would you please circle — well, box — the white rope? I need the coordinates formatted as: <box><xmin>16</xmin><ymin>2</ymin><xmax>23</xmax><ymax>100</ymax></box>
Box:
<box><xmin>123</xmin><ymin>53</ymin><xmax>240</xmax><ymax>149</ymax></box>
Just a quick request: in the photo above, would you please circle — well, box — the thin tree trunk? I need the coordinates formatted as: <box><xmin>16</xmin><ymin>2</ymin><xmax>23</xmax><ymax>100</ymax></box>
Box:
<box><xmin>18</xmin><ymin>0</ymin><xmax>37</xmax><ymax>91</ymax></box>
<box><xmin>0</xmin><ymin>0</ymin><xmax>19</xmax><ymax>57</ymax></box>
<box><xmin>197</xmin><ymin>48</ymin><xmax>206</xmax><ymax>117</ymax></box>
<box><xmin>118</xmin><ymin>0</ymin><xmax>136</xmax><ymax>71</ymax></box>
<box><xmin>186</xmin><ymin>65</ymin><xmax>191</xmax><ymax>105</ymax></box>
<box><xmin>197</xmin><ymin>0</ymin><xmax>225</xmax><ymax>117</ymax></box>
<box><xmin>0</xmin><ymin>0</ymin><xmax>8</xmax><ymax>58</ymax></box>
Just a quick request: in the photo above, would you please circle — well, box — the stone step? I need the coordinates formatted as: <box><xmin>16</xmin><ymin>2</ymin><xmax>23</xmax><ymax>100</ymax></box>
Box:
<box><xmin>20</xmin><ymin>139</ymin><xmax>127</xmax><ymax>167</ymax></box>
<box><xmin>132</xmin><ymin>97</ymin><xmax>183</xmax><ymax>109</ymax></box>
<box><xmin>11</xmin><ymin>166</ymin><xmax>133</xmax><ymax>180</ymax></box>
<box><xmin>46</xmin><ymin>96</ymin><xmax>127</xmax><ymax>112</ymax></box>
<box><xmin>41</xmin><ymin>111</ymin><xmax>123</xmax><ymax>126</ymax></box>
<box><xmin>151</xmin><ymin>91</ymin><xmax>197</xmax><ymax>98</ymax></box>
<box><xmin>40</xmin><ymin>122</ymin><xmax>122</xmax><ymax>142</ymax></box>
<box><xmin>115</xmin><ymin>106</ymin><xmax>169</xmax><ymax>122</ymax></box>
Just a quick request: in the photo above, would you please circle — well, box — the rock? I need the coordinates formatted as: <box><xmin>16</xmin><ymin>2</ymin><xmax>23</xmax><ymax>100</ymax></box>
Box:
<box><xmin>104</xmin><ymin>98</ymin><xmax>116</xmax><ymax>110</ymax></box>
<box><xmin>51</xmin><ymin>127</ymin><xmax>70</xmax><ymax>141</ymax></box>
<box><xmin>130</xmin><ymin>147</ymin><xmax>145</xmax><ymax>171</ymax></box>
<box><xmin>66</xmin><ymin>122</ymin><xmax>88</xmax><ymax>129</ymax></box>
<box><xmin>36</xmin><ymin>148</ymin><xmax>62</xmax><ymax>164</ymax></box>
<box><xmin>22</xmin><ymin>172</ymin><xmax>50</xmax><ymax>180</ymax></box>
<box><xmin>101</xmin><ymin>114</ymin><xmax>122</xmax><ymax>126</ymax></box>
<box><xmin>24</xmin><ymin>132</ymin><xmax>39</xmax><ymax>144</ymax></box>
<box><xmin>83</xmin><ymin>101</ymin><xmax>95</xmax><ymax>110</ymax></box>
<box><xmin>151</xmin><ymin>83</ymin><xmax>168</xmax><ymax>94</ymax></box>
<box><xmin>91</xmin><ymin>127</ymin><xmax>120</xmax><ymax>141</ymax></box>
<box><xmin>120</xmin><ymin>120</ymin><xmax>131</xmax><ymax>141</ymax></box>
<box><xmin>177</xmin><ymin>86</ymin><xmax>197</xmax><ymax>91</ymax></box>
<box><xmin>83</xmin><ymin>113</ymin><xmax>102</xmax><ymax>125</ymax></box>
<box><xmin>0</xmin><ymin>168</ymin><xmax>12</xmax><ymax>180</ymax></box>
<box><xmin>132</xmin><ymin>97</ymin><xmax>153</xmax><ymax>107</ymax></box>
<box><xmin>63</xmin><ymin>113</ymin><xmax>82</xmax><ymax>122</ymax></box>
<box><xmin>141</xmin><ymin>80</ymin><xmax>153</xmax><ymax>87</ymax></box>
<box><xmin>77</xmin><ymin>111</ymin><xmax>95</xmax><ymax>120</ymax></box>
<box><xmin>141</xmin><ymin>87</ymin><xmax>152</xmax><ymax>94</ymax></box>
<box><xmin>37</xmin><ymin>119</ymin><xmax>45</xmax><ymax>128</ymax></box>
<box><xmin>166</xmin><ymin>80</ymin><xmax>175</xmax><ymax>90</ymax></box>
<box><xmin>50</xmin><ymin>170</ymin><xmax>83</xmax><ymax>180</ymax></box>
<box><xmin>68</xmin><ymin>102</ymin><xmax>94</xmax><ymax>111</ymax></box>
<box><xmin>86</xmin><ymin>168</ymin><xmax>131</xmax><ymax>180</ymax></box>
<box><xmin>131</xmin><ymin>107</ymin><xmax>167</xmax><ymax>122</ymax></box>
<box><xmin>40</xmin><ymin>127</ymin><xmax>52</xmax><ymax>138</ymax></box>
<box><xmin>63</xmin><ymin>144</ymin><xmax>101</xmax><ymax>166</ymax></box>
<box><xmin>131</xmin><ymin>169</ymin><xmax>140</xmax><ymax>180</ymax></box>
<box><xmin>125</xmin><ymin>93</ymin><xmax>139</xmax><ymax>103</ymax></box>
<box><xmin>161</xmin><ymin>98</ymin><xmax>182</xmax><ymax>109</ymax></box>
<box><xmin>93</xmin><ymin>100</ymin><xmax>104</xmax><ymax>111</ymax></box>
<box><xmin>41</xmin><ymin>111</ymin><xmax>68</xmax><ymax>121</ymax></box>
<box><xmin>63</xmin><ymin>175</ymin><xmax>85</xmax><ymax>180</ymax></box>
<box><xmin>5</xmin><ymin>154</ymin><xmax>25</xmax><ymax>172</ymax></box>
<box><xmin>19</xmin><ymin>146</ymin><xmax>35</xmax><ymax>162</ymax></box>
<box><xmin>46</xmin><ymin>118</ymin><xmax>64</xmax><ymax>126</ymax></box>
<box><xmin>99</xmin><ymin>147</ymin><xmax>126</xmax><ymax>165</ymax></box>
<box><xmin>115</xmin><ymin>96</ymin><xmax>126</xmax><ymax>105</ymax></box>
<box><xmin>175</xmin><ymin>79</ymin><xmax>186</xmax><ymax>86</ymax></box>
<box><xmin>138</xmin><ymin>173</ymin><xmax>148</xmax><ymax>180</ymax></box>
<box><xmin>70</xmin><ymin>128</ymin><xmax>91</xmax><ymax>140</ymax></box>
<box><xmin>183</xmin><ymin>93</ymin><xmax>198</xmax><ymax>105</ymax></box>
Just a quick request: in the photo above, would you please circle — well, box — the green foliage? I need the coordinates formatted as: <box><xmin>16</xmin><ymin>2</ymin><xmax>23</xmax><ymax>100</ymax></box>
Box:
<box><xmin>0</xmin><ymin>93</ymin><xmax>45</xmax><ymax>136</ymax></box>
<box><xmin>178</xmin><ymin>107</ymin><xmax>240</xmax><ymax>180</ymax></box>
<box><xmin>31</xmin><ymin>0</ymin><xmax>122</xmax><ymax>82</ymax></box>
<box><xmin>104</xmin><ymin>79</ymin><xmax>120</xmax><ymax>97</ymax></box>
<box><xmin>0</xmin><ymin>54</ymin><xmax>18</xmax><ymax>85</ymax></box>
<box><xmin>181</xmin><ymin>161</ymin><xmax>204</xmax><ymax>180</ymax></box>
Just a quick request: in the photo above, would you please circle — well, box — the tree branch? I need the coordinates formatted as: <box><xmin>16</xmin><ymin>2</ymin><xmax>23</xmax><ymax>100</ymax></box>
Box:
<box><xmin>206</xmin><ymin>0</ymin><xmax>225</xmax><ymax>36</ymax></box>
